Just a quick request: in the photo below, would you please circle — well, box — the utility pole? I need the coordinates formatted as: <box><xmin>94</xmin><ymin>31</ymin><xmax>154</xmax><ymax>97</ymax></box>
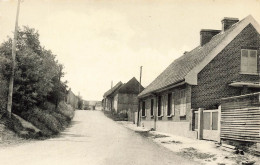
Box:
<box><xmin>7</xmin><ymin>0</ymin><xmax>21</xmax><ymax>118</ymax></box>
<box><xmin>137</xmin><ymin>66</ymin><xmax>142</xmax><ymax>126</ymax></box>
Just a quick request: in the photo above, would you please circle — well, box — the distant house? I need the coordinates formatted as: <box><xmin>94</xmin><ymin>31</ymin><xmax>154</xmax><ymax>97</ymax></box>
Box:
<box><xmin>84</xmin><ymin>100</ymin><xmax>102</xmax><ymax>110</ymax></box>
<box><xmin>95</xmin><ymin>101</ymin><xmax>102</xmax><ymax>110</ymax></box>
<box><xmin>103</xmin><ymin>77</ymin><xmax>144</xmax><ymax>121</ymax></box>
<box><xmin>138</xmin><ymin>15</ymin><xmax>260</xmax><ymax>141</ymax></box>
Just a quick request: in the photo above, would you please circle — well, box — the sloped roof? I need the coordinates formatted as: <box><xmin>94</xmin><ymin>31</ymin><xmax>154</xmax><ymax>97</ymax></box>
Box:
<box><xmin>103</xmin><ymin>81</ymin><xmax>123</xmax><ymax>97</ymax></box>
<box><xmin>118</xmin><ymin>77</ymin><xmax>144</xmax><ymax>94</ymax></box>
<box><xmin>139</xmin><ymin>15</ymin><xmax>260</xmax><ymax>98</ymax></box>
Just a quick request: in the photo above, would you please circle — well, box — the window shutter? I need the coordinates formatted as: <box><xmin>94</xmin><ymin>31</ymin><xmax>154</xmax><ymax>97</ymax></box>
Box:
<box><xmin>165</xmin><ymin>95</ymin><xmax>168</xmax><ymax>116</ymax></box>
<box><xmin>172</xmin><ymin>92</ymin><xmax>175</xmax><ymax>116</ymax></box>
<box><xmin>158</xmin><ymin>96</ymin><xmax>161</xmax><ymax>116</ymax></box>
<box><xmin>179</xmin><ymin>90</ymin><xmax>186</xmax><ymax>116</ymax></box>
<box><xmin>248</xmin><ymin>50</ymin><xmax>257</xmax><ymax>73</ymax></box>
<box><xmin>241</xmin><ymin>49</ymin><xmax>248</xmax><ymax>73</ymax></box>
<box><xmin>161</xmin><ymin>96</ymin><xmax>164</xmax><ymax>116</ymax></box>
<box><xmin>144</xmin><ymin>101</ymin><xmax>146</xmax><ymax>116</ymax></box>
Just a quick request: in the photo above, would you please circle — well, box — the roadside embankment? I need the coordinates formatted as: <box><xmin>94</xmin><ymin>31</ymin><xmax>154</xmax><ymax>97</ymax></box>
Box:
<box><xmin>19</xmin><ymin>101</ymin><xmax>75</xmax><ymax>138</ymax></box>
<box><xmin>0</xmin><ymin>101</ymin><xmax>75</xmax><ymax>142</ymax></box>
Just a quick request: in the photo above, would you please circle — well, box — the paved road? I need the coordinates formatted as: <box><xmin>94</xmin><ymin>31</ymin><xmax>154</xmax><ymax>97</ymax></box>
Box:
<box><xmin>0</xmin><ymin>110</ymin><xmax>198</xmax><ymax>165</ymax></box>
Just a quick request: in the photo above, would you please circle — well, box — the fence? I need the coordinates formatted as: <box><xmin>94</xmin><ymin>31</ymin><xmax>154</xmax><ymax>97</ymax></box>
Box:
<box><xmin>221</xmin><ymin>92</ymin><xmax>260</xmax><ymax>143</ymax></box>
<box><xmin>194</xmin><ymin>107</ymin><xmax>221</xmax><ymax>142</ymax></box>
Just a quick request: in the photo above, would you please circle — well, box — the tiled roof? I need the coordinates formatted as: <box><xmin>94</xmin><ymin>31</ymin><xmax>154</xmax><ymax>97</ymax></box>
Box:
<box><xmin>103</xmin><ymin>81</ymin><xmax>123</xmax><ymax>97</ymax></box>
<box><xmin>138</xmin><ymin>16</ymin><xmax>248</xmax><ymax>97</ymax></box>
<box><xmin>118</xmin><ymin>77</ymin><xmax>144</xmax><ymax>94</ymax></box>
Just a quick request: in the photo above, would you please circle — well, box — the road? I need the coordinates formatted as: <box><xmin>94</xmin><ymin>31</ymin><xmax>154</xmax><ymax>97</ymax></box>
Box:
<box><xmin>0</xmin><ymin>110</ymin><xmax>198</xmax><ymax>165</ymax></box>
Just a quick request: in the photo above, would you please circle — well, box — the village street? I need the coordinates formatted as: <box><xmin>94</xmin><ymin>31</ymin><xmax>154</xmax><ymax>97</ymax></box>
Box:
<box><xmin>0</xmin><ymin>110</ymin><xmax>198</xmax><ymax>165</ymax></box>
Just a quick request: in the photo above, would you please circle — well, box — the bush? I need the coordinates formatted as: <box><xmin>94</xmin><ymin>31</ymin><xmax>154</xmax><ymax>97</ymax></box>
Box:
<box><xmin>0</xmin><ymin>56</ymin><xmax>9</xmax><ymax>114</ymax></box>
<box><xmin>20</xmin><ymin>102</ymin><xmax>75</xmax><ymax>137</ymax></box>
<box><xmin>2</xmin><ymin>113</ymin><xmax>24</xmax><ymax>134</ymax></box>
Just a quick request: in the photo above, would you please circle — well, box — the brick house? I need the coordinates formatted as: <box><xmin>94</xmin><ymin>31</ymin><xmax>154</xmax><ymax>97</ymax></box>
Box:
<box><xmin>103</xmin><ymin>77</ymin><xmax>144</xmax><ymax>121</ymax></box>
<box><xmin>138</xmin><ymin>15</ymin><xmax>260</xmax><ymax>139</ymax></box>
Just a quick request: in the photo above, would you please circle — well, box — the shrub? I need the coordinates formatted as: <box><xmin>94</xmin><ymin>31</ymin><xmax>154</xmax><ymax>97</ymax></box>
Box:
<box><xmin>20</xmin><ymin>102</ymin><xmax>74</xmax><ymax>137</ymax></box>
<box><xmin>3</xmin><ymin>114</ymin><xmax>24</xmax><ymax>133</ymax></box>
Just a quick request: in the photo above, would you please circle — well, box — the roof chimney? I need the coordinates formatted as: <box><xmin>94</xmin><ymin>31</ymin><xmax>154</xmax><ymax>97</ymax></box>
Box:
<box><xmin>200</xmin><ymin>29</ymin><xmax>221</xmax><ymax>46</ymax></box>
<box><xmin>221</xmin><ymin>17</ymin><xmax>239</xmax><ymax>31</ymax></box>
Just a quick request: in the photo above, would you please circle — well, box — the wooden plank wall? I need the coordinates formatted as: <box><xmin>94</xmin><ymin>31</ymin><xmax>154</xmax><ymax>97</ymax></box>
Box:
<box><xmin>221</xmin><ymin>93</ymin><xmax>260</xmax><ymax>142</ymax></box>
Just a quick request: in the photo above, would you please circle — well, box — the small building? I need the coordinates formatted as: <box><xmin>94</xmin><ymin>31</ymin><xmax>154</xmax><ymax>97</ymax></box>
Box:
<box><xmin>103</xmin><ymin>77</ymin><xmax>144</xmax><ymax>121</ymax></box>
<box><xmin>95</xmin><ymin>101</ymin><xmax>102</xmax><ymax>110</ymax></box>
<box><xmin>138</xmin><ymin>15</ymin><xmax>260</xmax><ymax>140</ymax></box>
<box><xmin>103</xmin><ymin>81</ymin><xmax>123</xmax><ymax>111</ymax></box>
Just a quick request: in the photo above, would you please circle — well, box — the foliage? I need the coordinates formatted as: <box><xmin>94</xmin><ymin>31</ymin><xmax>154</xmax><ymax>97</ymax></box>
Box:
<box><xmin>77</xmin><ymin>96</ymin><xmax>83</xmax><ymax>110</ymax></box>
<box><xmin>20</xmin><ymin>101</ymin><xmax>75</xmax><ymax>137</ymax></box>
<box><xmin>0</xmin><ymin>26</ymin><xmax>67</xmax><ymax>113</ymax></box>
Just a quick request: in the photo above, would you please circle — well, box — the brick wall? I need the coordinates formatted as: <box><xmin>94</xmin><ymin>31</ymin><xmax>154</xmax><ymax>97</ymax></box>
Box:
<box><xmin>117</xmin><ymin>93</ymin><xmax>138</xmax><ymax>113</ymax></box>
<box><xmin>191</xmin><ymin>24</ymin><xmax>260</xmax><ymax>110</ymax></box>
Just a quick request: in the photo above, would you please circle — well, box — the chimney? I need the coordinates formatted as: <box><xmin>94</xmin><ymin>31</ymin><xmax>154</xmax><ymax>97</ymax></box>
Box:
<box><xmin>221</xmin><ymin>17</ymin><xmax>239</xmax><ymax>31</ymax></box>
<box><xmin>200</xmin><ymin>29</ymin><xmax>221</xmax><ymax>46</ymax></box>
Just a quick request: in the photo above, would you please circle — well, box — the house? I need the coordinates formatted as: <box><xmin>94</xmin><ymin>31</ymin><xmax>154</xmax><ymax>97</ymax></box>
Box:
<box><xmin>138</xmin><ymin>15</ymin><xmax>260</xmax><ymax>140</ymax></box>
<box><xmin>84</xmin><ymin>100</ymin><xmax>102</xmax><ymax>110</ymax></box>
<box><xmin>95</xmin><ymin>101</ymin><xmax>102</xmax><ymax>110</ymax></box>
<box><xmin>103</xmin><ymin>77</ymin><xmax>144</xmax><ymax>121</ymax></box>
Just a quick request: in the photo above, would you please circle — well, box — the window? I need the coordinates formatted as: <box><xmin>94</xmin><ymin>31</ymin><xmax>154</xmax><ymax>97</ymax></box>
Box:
<box><xmin>241</xmin><ymin>49</ymin><xmax>257</xmax><ymax>74</ymax></box>
<box><xmin>167</xmin><ymin>93</ymin><xmax>172</xmax><ymax>116</ymax></box>
<box><xmin>179</xmin><ymin>90</ymin><xmax>186</xmax><ymax>116</ymax></box>
<box><xmin>141</xmin><ymin>101</ymin><xmax>146</xmax><ymax>117</ymax></box>
<box><xmin>150</xmin><ymin>99</ymin><xmax>154</xmax><ymax>116</ymax></box>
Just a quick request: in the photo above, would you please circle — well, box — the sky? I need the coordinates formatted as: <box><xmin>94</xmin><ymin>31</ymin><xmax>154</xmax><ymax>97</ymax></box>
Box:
<box><xmin>1</xmin><ymin>0</ymin><xmax>260</xmax><ymax>101</ymax></box>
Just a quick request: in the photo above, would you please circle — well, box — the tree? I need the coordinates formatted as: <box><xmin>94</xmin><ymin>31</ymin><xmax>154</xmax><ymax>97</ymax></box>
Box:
<box><xmin>0</xmin><ymin>26</ymin><xmax>67</xmax><ymax>114</ymax></box>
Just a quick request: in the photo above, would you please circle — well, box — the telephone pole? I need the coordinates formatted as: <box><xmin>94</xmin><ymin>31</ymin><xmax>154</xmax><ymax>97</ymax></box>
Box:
<box><xmin>7</xmin><ymin>0</ymin><xmax>21</xmax><ymax>118</ymax></box>
<box><xmin>137</xmin><ymin>66</ymin><xmax>142</xmax><ymax>126</ymax></box>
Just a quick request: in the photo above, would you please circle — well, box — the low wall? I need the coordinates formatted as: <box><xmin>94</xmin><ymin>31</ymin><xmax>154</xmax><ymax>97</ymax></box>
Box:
<box><xmin>141</xmin><ymin>120</ymin><xmax>197</xmax><ymax>139</ymax></box>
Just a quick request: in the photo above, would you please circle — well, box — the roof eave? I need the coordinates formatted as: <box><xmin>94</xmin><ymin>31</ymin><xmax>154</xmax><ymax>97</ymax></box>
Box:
<box><xmin>185</xmin><ymin>71</ymin><xmax>198</xmax><ymax>85</ymax></box>
<box><xmin>138</xmin><ymin>80</ymin><xmax>186</xmax><ymax>99</ymax></box>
